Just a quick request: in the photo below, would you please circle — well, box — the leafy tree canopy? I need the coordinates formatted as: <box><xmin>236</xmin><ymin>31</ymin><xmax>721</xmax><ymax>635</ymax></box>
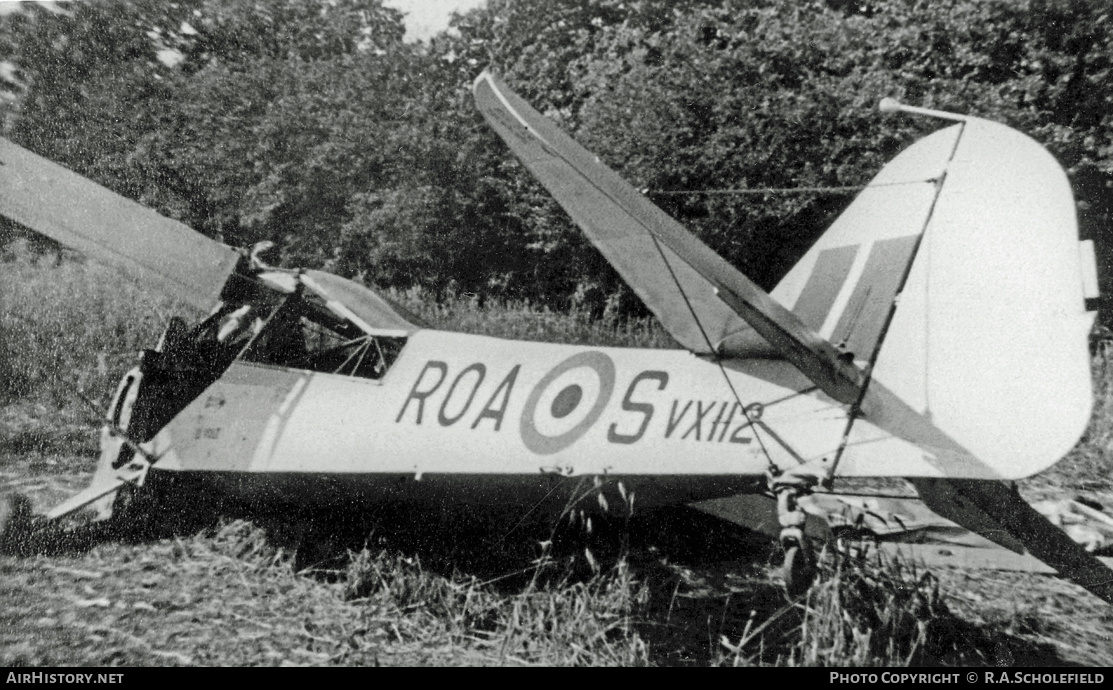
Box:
<box><xmin>2</xmin><ymin>0</ymin><xmax>1111</xmax><ymax>314</ymax></box>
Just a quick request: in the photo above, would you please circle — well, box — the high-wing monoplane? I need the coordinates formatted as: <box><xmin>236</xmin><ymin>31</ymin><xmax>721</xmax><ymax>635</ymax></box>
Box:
<box><xmin>1</xmin><ymin>71</ymin><xmax>1109</xmax><ymax>601</ymax></box>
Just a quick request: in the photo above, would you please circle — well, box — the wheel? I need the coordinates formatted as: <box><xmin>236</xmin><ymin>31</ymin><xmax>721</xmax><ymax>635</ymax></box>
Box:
<box><xmin>782</xmin><ymin>542</ymin><xmax>816</xmax><ymax>597</ymax></box>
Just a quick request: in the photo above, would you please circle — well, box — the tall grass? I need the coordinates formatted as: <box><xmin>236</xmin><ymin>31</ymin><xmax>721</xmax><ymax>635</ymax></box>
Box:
<box><xmin>192</xmin><ymin>519</ymin><xmax>1013</xmax><ymax>666</ymax></box>
<box><xmin>343</xmin><ymin>546</ymin><xmax>650</xmax><ymax>665</ymax></box>
<box><xmin>713</xmin><ymin>548</ymin><xmax>1025</xmax><ymax>666</ymax></box>
<box><xmin>0</xmin><ymin>252</ymin><xmax>674</xmax><ymax>410</ymax></box>
<box><xmin>1088</xmin><ymin>341</ymin><xmax>1113</xmax><ymax>450</ymax></box>
<box><xmin>384</xmin><ymin>285</ymin><xmax>676</xmax><ymax>349</ymax></box>
<box><xmin>0</xmin><ymin>247</ymin><xmax>173</xmax><ymax>406</ymax></box>
<box><xmin>1075</xmin><ymin>339</ymin><xmax>1113</xmax><ymax>463</ymax></box>
<box><xmin>169</xmin><ymin>518</ymin><xmax>651</xmax><ymax>665</ymax></box>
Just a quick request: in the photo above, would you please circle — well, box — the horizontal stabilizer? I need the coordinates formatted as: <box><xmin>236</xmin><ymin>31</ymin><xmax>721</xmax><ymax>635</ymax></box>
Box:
<box><xmin>473</xmin><ymin>72</ymin><xmax>864</xmax><ymax>404</ymax></box>
<box><xmin>0</xmin><ymin>138</ymin><xmax>240</xmax><ymax>313</ymax></box>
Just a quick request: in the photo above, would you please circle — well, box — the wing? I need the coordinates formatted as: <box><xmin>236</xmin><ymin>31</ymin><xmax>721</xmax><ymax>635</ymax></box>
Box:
<box><xmin>0</xmin><ymin>138</ymin><xmax>240</xmax><ymax>313</ymax></box>
<box><xmin>473</xmin><ymin>71</ymin><xmax>864</xmax><ymax>405</ymax></box>
<box><xmin>910</xmin><ymin>478</ymin><xmax>1113</xmax><ymax>604</ymax></box>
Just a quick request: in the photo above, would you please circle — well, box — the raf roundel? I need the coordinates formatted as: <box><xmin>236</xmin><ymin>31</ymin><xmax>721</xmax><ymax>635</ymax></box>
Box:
<box><xmin>519</xmin><ymin>351</ymin><xmax>616</xmax><ymax>455</ymax></box>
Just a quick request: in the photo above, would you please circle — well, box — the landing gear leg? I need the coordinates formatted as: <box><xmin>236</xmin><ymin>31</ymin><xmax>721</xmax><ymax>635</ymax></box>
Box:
<box><xmin>769</xmin><ymin>469</ymin><xmax>822</xmax><ymax>596</ymax></box>
<box><xmin>776</xmin><ymin>488</ymin><xmax>815</xmax><ymax>596</ymax></box>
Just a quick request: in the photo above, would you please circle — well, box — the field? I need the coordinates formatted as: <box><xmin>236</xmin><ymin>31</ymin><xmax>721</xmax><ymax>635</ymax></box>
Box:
<box><xmin>2</xmin><ymin>248</ymin><xmax>1112</xmax><ymax>666</ymax></box>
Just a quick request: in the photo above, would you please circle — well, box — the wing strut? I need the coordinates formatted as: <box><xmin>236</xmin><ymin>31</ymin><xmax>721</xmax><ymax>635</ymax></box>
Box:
<box><xmin>648</xmin><ymin>227</ymin><xmax>782</xmax><ymax>475</ymax></box>
<box><xmin>826</xmin><ymin>120</ymin><xmax>967</xmax><ymax>479</ymax></box>
<box><xmin>912</xmin><ymin>478</ymin><xmax>1113</xmax><ymax>604</ymax></box>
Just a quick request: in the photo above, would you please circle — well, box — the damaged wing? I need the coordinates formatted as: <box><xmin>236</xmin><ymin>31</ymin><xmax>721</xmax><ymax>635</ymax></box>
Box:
<box><xmin>0</xmin><ymin>138</ymin><xmax>240</xmax><ymax>313</ymax></box>
<box><xmin>473</xmin><ymin>71</ymin><xmax>864</xmax><ymax>405</ymax></box>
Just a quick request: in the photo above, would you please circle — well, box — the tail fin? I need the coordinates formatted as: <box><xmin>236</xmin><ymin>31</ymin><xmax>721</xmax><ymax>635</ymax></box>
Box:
<box><xmin>778</xmin><ymin>115</ymin><xmax>1096</xmax><ymax>479</ymax></box>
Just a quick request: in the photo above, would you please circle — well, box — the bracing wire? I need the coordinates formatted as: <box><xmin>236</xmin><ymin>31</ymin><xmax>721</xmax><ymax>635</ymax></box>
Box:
<box><xmin>646</xmin><ymin>179</ymin><xmax>933</xmax><ymax>197</ymax></box>
<box><xmin>645</xmin><ymin>234</ymin><xmax>781</xmax><ymax>475</ymax></box>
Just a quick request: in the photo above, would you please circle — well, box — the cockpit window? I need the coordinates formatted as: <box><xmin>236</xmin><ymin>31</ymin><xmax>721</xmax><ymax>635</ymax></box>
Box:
<box><xmin>182</xmin><ymin>270</ymin><xmax>414</xmax><ymax>380</ymax></box>
<box><xmin>236</xmin><ymin>287</ymin><xmax>404</xmax><ymax>379</ymax></box>
<box><xmin>301</xmin><ymin>270</ymin><xmax>423</xmax><ymax>335</ymax></box>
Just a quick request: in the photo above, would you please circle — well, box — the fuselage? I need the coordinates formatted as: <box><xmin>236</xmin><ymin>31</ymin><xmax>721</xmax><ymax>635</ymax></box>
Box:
<box><xmin>126</xmin><ymin>326</ymin><xmax>951</xmax><ymax>512</ymax></box>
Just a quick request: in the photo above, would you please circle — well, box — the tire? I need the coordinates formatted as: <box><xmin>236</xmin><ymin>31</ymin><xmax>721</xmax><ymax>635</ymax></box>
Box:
<box><xmin>783</xmin><ymin>542</ymin><xmax>816</xmax><ymax>597</ymax></box>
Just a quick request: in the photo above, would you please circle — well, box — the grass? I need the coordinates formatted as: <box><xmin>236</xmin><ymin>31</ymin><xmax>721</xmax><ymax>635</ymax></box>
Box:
<box><xmin>384</xmin><ymin>285</ymin><xmax>676</xmax><ymax>350</ymax></box>
<box><xmin>341</xmin><ymin>545</ymin><xmax>650</xmax><ymax>665</ymax></box>
<box><xmin>0</xmin><ymin>246</ymin><xmax>176</xmax><ymax>408</ymax></box>
<box><xmin>0</xmin><ymin>245</ymin><xmax>673</xmax><ymax>409</ymax></box>
<box><xmin>2</xmin><ymin>248</ymin><xmax>1112</xmax><ymax>665</ymax></box>
<box><xmin>4</xmin><ymin>501</ymin><xmax>1058</xmax><ymax>666</ymax></box>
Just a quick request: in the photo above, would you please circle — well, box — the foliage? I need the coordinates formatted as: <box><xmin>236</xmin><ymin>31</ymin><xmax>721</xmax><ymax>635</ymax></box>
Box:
<box><xmin>0</xmin><ymin>244</ymin><xmax>671</xmax><ymax>408</ymax></box>
<box><xmin>0</xmin><ymin>243</ymin><xmax>170</xmax><ymax>406</ymax></box>
<box><xmin>1</xmin><ymin>0</ymin><xmax>1112</xmax><ymax>309</ymax></box>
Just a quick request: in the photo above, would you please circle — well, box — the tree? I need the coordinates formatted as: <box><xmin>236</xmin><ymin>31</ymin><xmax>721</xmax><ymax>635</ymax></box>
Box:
<box><xmin>3</xmin><ymin>0</ymin><xmax>1111</xmax><ymax>314</ymax></box>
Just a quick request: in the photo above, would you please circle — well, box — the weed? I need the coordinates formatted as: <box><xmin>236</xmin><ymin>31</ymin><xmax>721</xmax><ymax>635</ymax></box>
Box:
<box><xmin>384</xmin><ymin>285</ymin><xmax>675</xmax><ymax>349</ymax></box>
<box><xmin>0</xmin><ymin>247</ymin><xmax>175</xmax><ymax>407</ymax></box>
<box><xmin>340</xmin><ymin>532</ymin><xmax>650</xmax><ymax>665</ymax></box>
